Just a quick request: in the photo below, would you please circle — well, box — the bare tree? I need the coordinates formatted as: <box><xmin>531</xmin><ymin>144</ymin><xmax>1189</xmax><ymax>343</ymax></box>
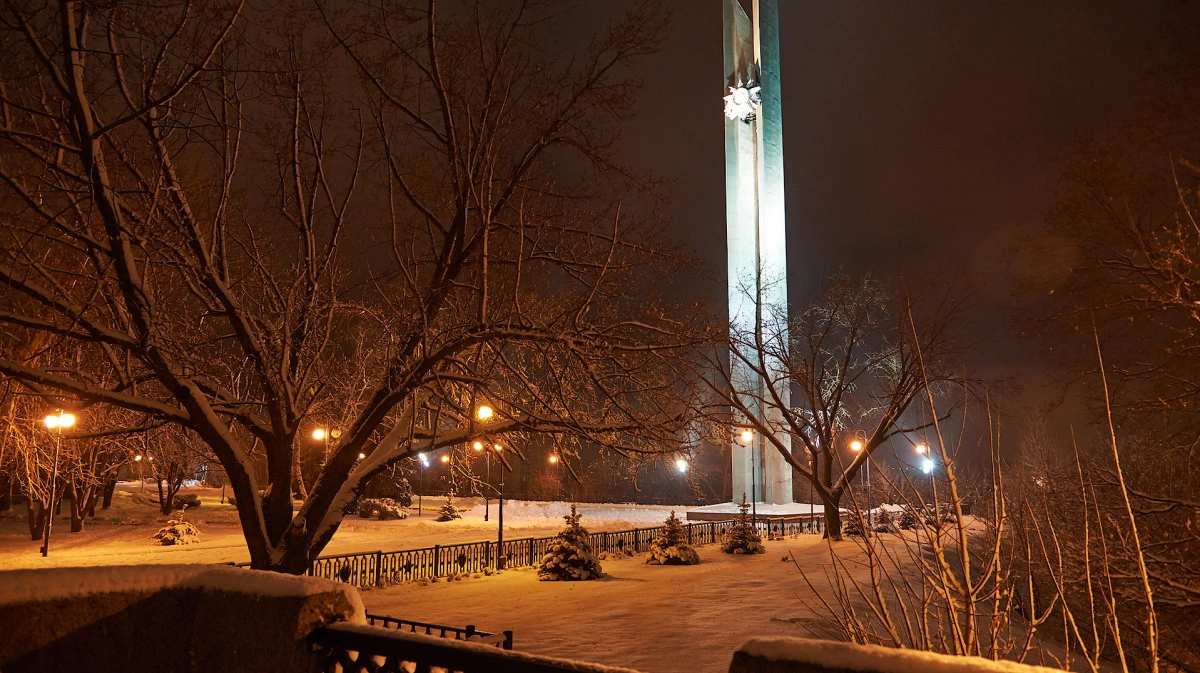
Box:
<box><xmin>0</xmin><ymin>0</ymin><xmax>699</xmax><ymax>572</ymax></box>
<box><xmin>699</xmin><ymin>274</ymin><xmax>963</xmax><ymax>538</ymax></box>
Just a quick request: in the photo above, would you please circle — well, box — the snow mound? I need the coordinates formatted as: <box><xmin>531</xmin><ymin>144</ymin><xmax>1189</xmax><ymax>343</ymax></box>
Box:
<box><xmin>0</xmin><ymin>564</ymin><xmax>365</xmax><ymax>622</ymax></box>
<box><xmin>738</xmin><ymin>637</ymin><xmax>1061</xmax><ymax>673</ymax></box>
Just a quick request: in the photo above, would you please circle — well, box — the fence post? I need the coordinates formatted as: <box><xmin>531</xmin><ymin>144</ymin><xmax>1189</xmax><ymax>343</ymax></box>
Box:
<box><xmin>503</xmin><ymin>630</ymin><xmax>514</xmax><ymax>650</ymax></box>
<box><xmin>433</xmin><ymin>544</ymin><xmax>441</xmax><ymax>577</ymax></box>
<box><xmin>464</xmin><ymin>624</ymin><xmax>476</xmax><ymax>641</ymax></box>
<box><xmin>375</xmin><ymin>550</ymin><xmax>383</xmax><ymax>586</ymax></box>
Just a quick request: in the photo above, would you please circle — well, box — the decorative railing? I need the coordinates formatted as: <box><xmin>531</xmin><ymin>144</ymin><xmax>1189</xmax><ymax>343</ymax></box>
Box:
<box><xmin>366</xmin><ymin>613</ymin><xmax>513</xmax><ymax>650</ymax></box>
<box><xmin>236</xmin><ymin>513</ymin><xmax>823</xmax><ymax>588</ymax></box>
<box><xmin>309</xmin><ymin>622</ymin><xmax>643</xmax><ymax>673</ymax></box>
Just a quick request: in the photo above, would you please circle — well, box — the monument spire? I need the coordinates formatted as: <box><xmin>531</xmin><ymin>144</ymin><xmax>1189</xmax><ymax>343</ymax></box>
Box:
<box><xmin>724</xmin><ymin>0</ymin><xmax>792</xmax><ymax>506</ymax></box>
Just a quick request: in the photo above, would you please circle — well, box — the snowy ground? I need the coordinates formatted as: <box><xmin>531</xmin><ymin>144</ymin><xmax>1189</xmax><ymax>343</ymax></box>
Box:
<box><xmin>361</xmin><ymin>536</ymin><xmax>844</xmax><ymax>673</ymax></box>
<box><xmin>0</xmin><ymin>486</ymin><xmax>695</xmax><ymax>569</ymax></box>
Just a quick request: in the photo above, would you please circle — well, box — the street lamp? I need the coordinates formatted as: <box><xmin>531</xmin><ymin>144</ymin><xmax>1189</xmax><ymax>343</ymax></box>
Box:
<box><xmin>417</xmin><ymin>453</ymin><xmax>430</xmax><ymax>515</ymax></box>
<box><xmin>41</xmin><ymin>410</ymin><xmax>75</xmax><ymax>557</ymax></box>
<box><xmin>676</xmin><ymin>457</ymin><xmax>688</xmax><ymax>474</ymax></box>
<box><xmin>493</xmin><ymin>443</ymin><xmax>506</xmax><ymax>569</ymax></box>
<box><xmin>474</xmin><ymin>440</ymin><xmax>491</xmax><ymax>521</ymax></box>
<box><xmin>476</xmin><ymin>405</ymin><xmax>494</xmax><ymax>421</ymax></box>
<box><xmin>736</xmin><ymin>428</ymin><xmax>757</xmax><ymax>523</ymax></box>
<box><xmin>850</xmin><ymin>438</ymin><xmax>871</xmax><ymax>528</ymax></box>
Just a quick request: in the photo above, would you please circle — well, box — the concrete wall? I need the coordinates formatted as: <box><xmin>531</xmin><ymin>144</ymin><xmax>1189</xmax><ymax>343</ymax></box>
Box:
<box><xmin>729</xmin><ymin>637</ymin><xmax>1064</xmax><ymax>673</ymax></box>
<box><xmin>0</xmin><ymin>565</ymin><xmax>364</xmax><ymax>673</ymax></box>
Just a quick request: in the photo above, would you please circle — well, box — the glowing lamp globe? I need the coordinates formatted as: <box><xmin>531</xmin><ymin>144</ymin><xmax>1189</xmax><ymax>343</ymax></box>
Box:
<box><xmin>476</xmin><ymin>405</ymin><xmax>494</xmax><ymax>421</ymax></box>
<box><xmin>676</xmin><ymin>458</ymin><xmax>688</xmax><ymax>474</ymax></box>
<box><xmin>473</xmin><ymin>441</ymin><xmax>484</xmax><ymax>451</ymax></box>
<box><xmin>915</xmin><ymin>444</ymin><xmax>927</xmax><ymax>454</ymax></box>
<box><xmin>312</xmin><ymin>428</ymin><xmax>326</xmax><ymax>441</ymax></box>
<box><xmin>922</xmin><ymin>458</ymin><xmax>935</xmax><ymax>474</ymax></box>
<box><xmin>549</xmin><ymin>455</ymin><xmax>558</xmax><ymax>464</ymax></box>
<box><xmin>738</xmin><ymin>429</ymin><xmax>753</xmax><ymax>445</ymax></box>
<box><xmin>850</xmin><ymin>440</ymin><xmax>863</xmax><ymax>452</ymax></box>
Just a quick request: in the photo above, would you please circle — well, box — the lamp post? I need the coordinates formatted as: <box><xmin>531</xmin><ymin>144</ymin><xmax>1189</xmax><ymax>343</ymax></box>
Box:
<box><xmin>417</xmin><ymin>453</ymin><xmax>429</xmax><ymax>515</ymax></box>
<box><xmin>851</xmin><ymin>439</ymin><xmax>871</xmax><ymax>528</ymax></box>
<box><xmin>41</xmin><ymin>410</ymin><xmax>76</xmax><ymax>557</ymax></box>
<box><xmin>494</xmin><ymin>443</ymin><xmax>506</xmax><ymax>569</ymax></box>
<box><xmin>474</xmin><ymin>440</ymin><xmax>489</xmax><ymax>521</ymax></box>
<box><xmin>312</xmin><ymin>427</ymin><xmax>341</xmax><ymax>465</ymax></box>
<box><xmin>737</xmin><ymin>428</ymin><xmax>756</xmax><ymax>523</ymax></box>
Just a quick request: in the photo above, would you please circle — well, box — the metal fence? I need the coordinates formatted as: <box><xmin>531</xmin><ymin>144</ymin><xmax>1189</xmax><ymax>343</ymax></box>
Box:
<box><xmin>366</xmin><ymin>613</ymin><xmax>513</xmax><ymax>650</ymax></box>
<box><xmin>293</xmin><ymin>513</ymin><xmax>823</xmax><ymax>589</ymax></box>
<box><xmin>310</xmin><ymin>623</ymin><xmax>643</xmax><ymax>673</ymax></box>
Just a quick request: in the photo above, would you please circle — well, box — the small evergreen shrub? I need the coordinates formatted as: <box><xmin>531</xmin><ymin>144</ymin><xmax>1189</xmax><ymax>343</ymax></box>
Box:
<box><xmin>722</xmin><ymin>494</ymin><xmax>765</xmax><ymax>555</ymax></box>
<box><xmin>538</xmin><ymin>504</ymin><xmax>603</xmax><ymax>581</ymax></box>
<box><xmin>646</xmin><ymin>511</ymin><xmax>700</xmax><ymax>565</ymax></box>
<box><xmin>357</xmin><ymin>499</ymin><xmax>377</xmax><ymax>518</ymax></box>
<box><xmin>872</xmin><ymin>508</ymin><xmax>896</xmax><ymax>534</ymax></box>
<box><xmin>843</xmin><ymin>516</ymin><xmax>864</xmax><ymax>536</ymax></box>
<box><xmin>436</xmin><ymin>494</ymin><xmax>461</xmax><ymax>521</ymax></box>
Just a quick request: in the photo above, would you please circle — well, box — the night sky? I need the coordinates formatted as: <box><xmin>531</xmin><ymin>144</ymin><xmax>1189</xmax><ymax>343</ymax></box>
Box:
<box><xmin>576</xmin><ymin>0</ymin><xmax>1190</xmax><ymax>415</ymax></box>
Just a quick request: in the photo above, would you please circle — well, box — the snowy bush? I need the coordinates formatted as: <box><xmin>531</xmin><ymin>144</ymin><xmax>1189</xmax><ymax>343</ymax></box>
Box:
<box><xmin>538</xmin><ymin>504</ymin><xmax>603</xmax><ymax>581</ymax></box>
<box><xmin>436</xmin><ymin>494</ymin><xmax>461</xmax><ymax>521</ymax></box>
<box><xmin>172</xmin><ymin>493</ymin><xmax>201</xmax><ymax>510</ymax></box>
<box><xmin>722</xmin><ymin>495</ymin><xmax>765</xmax><ymax>555</ymax></box>
<box><xmin>843</xmin><ymin>516</ymin><xmax>864</xmax><ymax>536</ymax></box>
<box><xmin>646</xmin><ymin>511</ymin><xmax>699</xmax><ymax>565</ymax></box>
<box><xmin>376</xmin><ymin>499</ymin><xmax>408</xmax><ymax>520</ymax></box>
<box><xmin>871</xmin><ymin>508</ymin><xmax>896</xmax><ymax>534</ymax></box>
<box><xmin>357</xmin><ymin>497</ymin><xmax>409</xmax><ymax>520</ymax></box>
<box><xmin>898</xmin><ymin>506</ymin><xmax>918</xmax><ymax>530</ymax></box>
<box><xmin>152</xmin><ymin>519</ymin><xmax>201</xmax><ymax>545</ymax></box>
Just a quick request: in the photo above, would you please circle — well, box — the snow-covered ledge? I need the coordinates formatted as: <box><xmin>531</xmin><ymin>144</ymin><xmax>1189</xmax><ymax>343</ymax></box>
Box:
<box><xmin>0</xmin><ymin>564</ymin><xmax>365</xmax><ymax>673</ymax></box>
<box><xmin>730</xmin><ymin>638</ymin><xmax>1063</xmax><ymax>673</ymax></box>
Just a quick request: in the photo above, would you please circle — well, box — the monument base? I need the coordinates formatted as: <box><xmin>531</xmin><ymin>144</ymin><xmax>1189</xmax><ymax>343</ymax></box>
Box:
<box><xmin>686</xmin><ymin>502</ymin><xmax>826</xmax><ymax>522</ymax></box>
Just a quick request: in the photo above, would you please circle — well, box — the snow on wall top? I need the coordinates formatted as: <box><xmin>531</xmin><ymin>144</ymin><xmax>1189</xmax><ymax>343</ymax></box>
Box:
<box><xmin>0</xmin><ymin>564</ymin><xmax>365</xmax><ymax>622</ymax></box>
<box><xmin>738</xmin><ymin>638</ymin><xmax>1062</xmax><ymax>673</ymax></box>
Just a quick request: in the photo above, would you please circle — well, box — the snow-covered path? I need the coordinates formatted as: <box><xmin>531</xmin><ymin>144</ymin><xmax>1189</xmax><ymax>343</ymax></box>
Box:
<box><xmin>361</xmin><ymin>536</ymin><xmax>840</xmax><ymax>673</ymax></box>
<box><xmin>0</xmin><ymin>494</ymin><xmax>694</xmax><ymax>569</ymax></box>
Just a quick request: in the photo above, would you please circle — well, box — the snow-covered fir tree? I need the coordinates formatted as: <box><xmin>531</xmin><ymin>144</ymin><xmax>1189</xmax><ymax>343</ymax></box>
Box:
<box><xmin>646</xmin><ymin>510</ymin><xmax>699</xmax><ymax>565</ymax></box>
<box><xmin>436</xmin><ymin>493</ymin><xmax>461</xmax><ymax>521</ymax></box>
<box><xmin>538</xmin><ymin>504</ymin><xmax>603</xmax><ymax>580</ymax></box>
<box><xmin>721</xmin><ymin>494</ymin><xmax>765</xmax><ymax>555</ymax></box>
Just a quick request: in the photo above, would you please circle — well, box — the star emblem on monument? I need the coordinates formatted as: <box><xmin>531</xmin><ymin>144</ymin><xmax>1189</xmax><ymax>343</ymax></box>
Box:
<box><xmin>723</xmin><ymin>79</ymin><xmax>761</xmax><ymax>122</ymax></box>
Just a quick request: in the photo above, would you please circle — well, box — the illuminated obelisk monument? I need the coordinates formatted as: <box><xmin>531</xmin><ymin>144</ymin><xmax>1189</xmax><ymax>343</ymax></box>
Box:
<box><xmin>724</xmin><ymin>0</ymin><xmax>792</xmax><ymax>506</ymax></box>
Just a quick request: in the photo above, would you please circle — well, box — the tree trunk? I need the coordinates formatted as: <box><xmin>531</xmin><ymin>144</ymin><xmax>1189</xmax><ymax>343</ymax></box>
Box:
<box><xmin>27</xmin><ymin>500</ymin><xmax>48</xmax><ymax>540</ymax></box>
<box><xmin>0</xmin><ymin>476</ymin><xmax>12</xmax><ymax>511</ymax></box>
<box><xmin>69</xmin><ymin>482</ymin><xmax>98</xmax><ymax>532</ymax></box>
<box><xmin>101</xmin><ymin>478</ymin><xmax>117</xmax><ymax>509</ymax></box>
<box><xmin>822</xmin><ymin>494</ymin><xmax>843</xmax><ymax>541</ymax></box>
